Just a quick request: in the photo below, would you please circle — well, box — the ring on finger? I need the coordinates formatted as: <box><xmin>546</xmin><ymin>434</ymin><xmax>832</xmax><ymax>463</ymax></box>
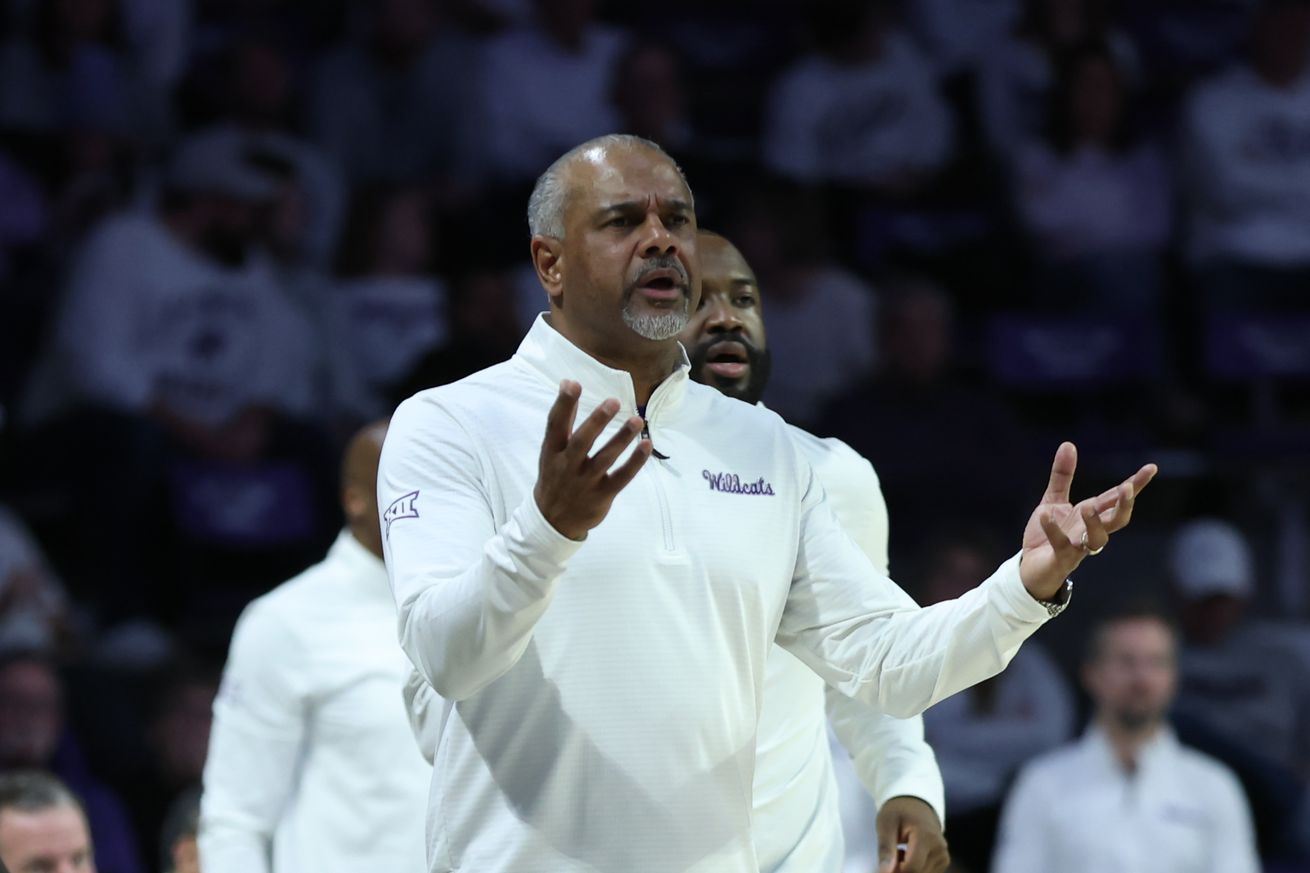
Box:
<box><xmin>1080</xmin><ymin>530</ymin><xmax>1104</xmax><ymax>556</ymax></box>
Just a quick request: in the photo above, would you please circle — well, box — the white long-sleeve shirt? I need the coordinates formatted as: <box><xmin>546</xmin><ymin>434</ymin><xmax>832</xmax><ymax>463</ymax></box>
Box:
<box><xmin>379</xmin><ymin>315</ymin><xmax>1055</xmax><ymax>873</ymax></box>
<box><xmin>754</xmin><ymin>426</ymin><xmax>943</xmax><ymax>873</ymax></box>
<box><xmin>993</xmin><ymin>726</ymin><xmax>1259</xmax><ymax>873</ymax></box>
<box><xmin>199</xmin><ymin>532</ymin><xmax>430</xmax><ymax>873</ymax></box>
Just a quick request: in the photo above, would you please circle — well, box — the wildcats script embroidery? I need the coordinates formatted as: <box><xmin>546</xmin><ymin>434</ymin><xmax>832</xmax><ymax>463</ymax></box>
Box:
<box><xmin>702</xmin><ymin>470</ymin><xmax>775</xmax><ymax>496</ymax></box>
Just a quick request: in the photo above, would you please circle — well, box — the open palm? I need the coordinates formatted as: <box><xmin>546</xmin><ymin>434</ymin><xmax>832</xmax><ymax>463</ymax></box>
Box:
<box><xmin>1019</xmin><ymin>443</ymin><xmax>1158</xmax><ymax>600</ymax></box>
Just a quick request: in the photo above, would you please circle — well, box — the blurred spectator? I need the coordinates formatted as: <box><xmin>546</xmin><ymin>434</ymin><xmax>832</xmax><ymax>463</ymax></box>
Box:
<box><xmin>820</xmin><ymin>275</ymin><xmax>1030</xmax><ymax>559</ymax></box>
<box><xmin>158</xmin><ymin>789</ymin><xmax>199</xmax><ymax>873</ymax></box>
<box><xmin>393</xmin><ymin>267</ymin><xmax>525</xmax><ymax>403</ymax></box>
<box><xmin>310</xmin><ymin>0</ymin><xmax>481</xmax><ymax>185</ymax></box>
<box><xmin>762</xmin><ymin>0</ymin><xmax>954</xmax><ymax>192</ymax></box>
<box><xmin>918</xmin><ymin>530</ymin><xmax>1075</xmax><ymax>873</ymax></box>
<box><xmin>0</xmin><ymin>770</ymin><xmax>96</xmax><ymax>873</ymax></box>
<box><xmin>612</xmin><ymin>42</ymin><xmax>692</xmax><ymax>153</ymax></box>
<box><xmin>118</xmin><ymin>664</ymin><xmax>216</xmax><ymax>873</ymax></box>
<box><xmin>909</xmin><ymin>0</ymin><xmax>1023</xmax><ymax>75</ymax></box>
<box><xmin>477</xmin><ymin>0</ymin><xmax>628</xmax><ymax>183</ymax></box>
<box><xmin>0</xmin><ymin>0</ymin><xmax>138</xmax><ymax>136</ymax></box>
<box><xmin>993</xmin><ymin>603</ymin><xmax>1260</xmax><ymax>873</ymax></box>
<box><xmin>0</xmin><ymin>149</ymin><xmax>47</xmax><ymax>284</ymax></box>
<box><xmin>978</xmin><ymin>0</ymin><xmax>1139</xmax><ymax>157</ymax></box>
<box><xmin>0</xmin><ymin>505</ymin><xmax>72</xmax><ymax>658</ymax></box>
<box><xmin>326</xmin><ymin>188</ymin><xmax>448</xmax><ymax>422</ymax></box>
<box><xmin>1168</xmin><ymin>518</ymin><xmax>1310</xmax><ymax>858</ymax></box>
<box><xmin>1013</xmin><ymin>42</ymin><xmax>1171</xmax><ymax>309</ymax></box>
<box><xmin>1182</xmin><ymin>0</ymin><xmax>1310</xmax><ymax>309</ymax></box>
<box><xmin>719</xmin><ymin>183</ymin><xmax>877</xmax><ymax>428</ymax></box>
<box><xmin>0</xmin><ymin>654</ymin><xmax>142</xmax><ymax>873</ymax></box>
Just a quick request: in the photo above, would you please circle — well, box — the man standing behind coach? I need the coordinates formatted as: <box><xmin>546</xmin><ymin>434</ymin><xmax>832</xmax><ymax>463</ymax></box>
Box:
<box><xmin>379</xmin><ymin>134</ymin><xmax>1156</xmax><ymax>873</ymax></box>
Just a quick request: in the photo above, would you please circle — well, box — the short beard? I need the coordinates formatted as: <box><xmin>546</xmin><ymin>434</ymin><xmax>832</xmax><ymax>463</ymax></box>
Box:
<box><xmin>1108</xmin><ymin>705</ymin><xmax>1163</xmax><ymax>734</ymax></box>
<box><xmin>688</xmin><ymin>336</ymin><xmax>773</xmax><ymax>406</ymax></box>
<box><xmin>622</xmin><ymin>298</ymin><xmax>690</xmax><ymax>340</ymax></box>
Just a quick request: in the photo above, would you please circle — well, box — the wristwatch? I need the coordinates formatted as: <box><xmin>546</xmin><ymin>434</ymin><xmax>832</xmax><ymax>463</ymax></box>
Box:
<box><xmin>1038</xmin><ymin>578</ymin><xmax>1074</xmax><ymax>617</ymax></box>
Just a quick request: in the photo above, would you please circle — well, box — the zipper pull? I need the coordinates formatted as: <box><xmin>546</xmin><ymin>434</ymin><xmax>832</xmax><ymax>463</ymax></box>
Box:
<box><xmin>640</xmin><ymin>416</ymin><xmax>670</xmax><ymax>460</ymax></box>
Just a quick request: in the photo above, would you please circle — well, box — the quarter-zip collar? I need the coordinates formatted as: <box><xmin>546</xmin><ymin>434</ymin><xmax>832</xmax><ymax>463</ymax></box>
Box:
<box><xmin>515</xmin><ymin>313</ymin><xmax>690</xmax><ymax>424</ymax></box>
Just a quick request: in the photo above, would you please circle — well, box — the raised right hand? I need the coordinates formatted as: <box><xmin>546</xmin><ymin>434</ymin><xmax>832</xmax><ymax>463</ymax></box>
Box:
<box><xmin>534</xmin><ymin>380</ymin><xmax>652</xmax><ymax>540</ymax></box>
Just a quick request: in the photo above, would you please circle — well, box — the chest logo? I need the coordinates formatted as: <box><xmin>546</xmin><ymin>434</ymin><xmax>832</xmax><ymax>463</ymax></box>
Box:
<box><xmin>383</xmin><ymin>490</ymin><xmax>420</xmax><ymax>537</ymax></box>
<box><xmin>702</xmin><ymin>470</ymin><xmax>775</xmax><ymax>496</ymax></box>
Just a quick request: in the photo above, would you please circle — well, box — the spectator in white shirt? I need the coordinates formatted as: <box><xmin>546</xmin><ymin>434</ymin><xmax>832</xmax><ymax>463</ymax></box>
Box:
<box><xmin>993</xmin><ymin>603</ymin><xmax>1260</xmax><ymax>873</ymax></box>
<box><xmin>1182</xmin><ymin>0</ymin><xmax>1310</xmax><ymax>309</ymax></box>
<box><xmin>917</xmin><ymin>530</ymin><xmax>1075</xmax><ymax>872</ymax></box>
<box><xmin>477</xmin><ymin>0</ymin><xmax>628</xmax><ymax>184</ymax></box>
<box><xmin>199</xmin><ymin>421</ymin><xmax>430</xmax><ymax>873</ymax></box>
<box><xmin>1013</xmin><ymin>41</ymin><xmax>1171</xmax><ymax>309</ymax></box>
<box><xmin>378</xmin><ymin>133</ymin><xmax>1156</xmax><ymax>872</ymax></box>
<box><xmin>763</xmin><ymin>0</ymin><xmax>954</xmax><ymax>192</ymax></box>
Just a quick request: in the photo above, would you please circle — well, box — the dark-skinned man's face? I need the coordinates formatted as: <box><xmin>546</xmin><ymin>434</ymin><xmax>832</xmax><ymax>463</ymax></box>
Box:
<box><xmin>534</xmin><ymin>144</ymin><xmax>700</xmax><ymax>361</ymax></box>
<box><xmin>680</xmin><ymin>233</ymin><xmax>772</xmax><ymax>406</ymax></box>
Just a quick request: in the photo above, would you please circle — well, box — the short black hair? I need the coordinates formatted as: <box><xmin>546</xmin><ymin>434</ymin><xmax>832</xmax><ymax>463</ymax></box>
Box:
<box><xmin>0</xmin><ymin>770</ymin><xmax>82</xmax><ymax>818</ymax></box>
<box><xmin>1084</xmin><ymin>600</ymin><xmax>1180</xmax><ymax>664</ymax></box>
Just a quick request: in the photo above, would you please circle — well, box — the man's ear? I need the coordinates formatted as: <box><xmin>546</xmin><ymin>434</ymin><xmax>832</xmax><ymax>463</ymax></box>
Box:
<box><xmin>530</xmin><ymin>236</ymin><xmax>565</xmax><ymax>307</ymax></box>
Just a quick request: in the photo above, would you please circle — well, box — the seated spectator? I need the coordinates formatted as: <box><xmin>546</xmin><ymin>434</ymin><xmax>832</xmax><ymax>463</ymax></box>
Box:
<box><xmin>993</xmin><ymin>603</ymin><xmax>1260</xmax><ymax>873</ymax></box>
<box><xmin>918</xmin><ymin>530</ymin><xmax>1075</xmax><ymax>872</ymax></box>
<box><xmin>326</xmin><ymin>188</ymin><xmax>448</xmax><ymax>423</ymax></box>
<box><xmin>0</xmin><ymin>504</ymin><xmax>72</xmax><ymax>657</ymax></box>
<box><xmin>612</xmin><ymin>41</ymin><xmax>692</xmax><ymax>154</ymax></box>
<box><xmin>1182</xmin><ymin>0</ymin><xmax>1310</xmax><ymax>309</ymax></box>
<box><xmin>1169</xmin><ymin>517</ymin><xmax>1310</xmax><ymax>858</ymax></box>
<box><xmin>0</xmin><ymin>654</ymin><xmax>142</xmax><ymax>873</ymax></box>
<box><xmin>477</xmin><ymin>0</ymin><xmax>629</xmax><ymax>183</ymax></box>
<box><xmin>310</xmin><ymin>0</ymin><xmax>481</xmax><ymax>185</ymax></box>
<box><xmin>978</xmin><ymin>0</ymin><xmax>1139</xmax><ymax>158</ymax></box>
<box><xmin>820</xmin><ymin>275</ymin><xmax>1031</xmax><ymax>560</ymax></box>
<box><xmin>16</xmin><ymin>128</ymin><xmax>323</xmax><ymax>624</ymax></box>
<box><xmin>720</xmin><ymin>183</ymin><xmax>877</xmax><ymax>428</ymax></box>
<box><xmin>763</xmin><ymin>0</ymin><xmax>954</xmax><ymax>193</ymax></box>
<box><xmin>0</xmin><ymin>770</ymin><xmax>97</xmax><ymax>873</ymax></box>
<box><xmin>1013</xmin><ymin>42</ymin><xmax>1171</xmax><ymax>309</ymax></box>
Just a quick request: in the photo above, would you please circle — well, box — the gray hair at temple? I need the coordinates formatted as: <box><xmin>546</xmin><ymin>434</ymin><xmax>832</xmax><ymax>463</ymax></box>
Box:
<box><xmin>526</xmin><ymin>134</ymin><xmax>693</xmax><ymax>239</ymax></box>
<box><xmin>0</xmin><ymin>770</ymin><xmax>84</xmax><ymax>818</ymax></box>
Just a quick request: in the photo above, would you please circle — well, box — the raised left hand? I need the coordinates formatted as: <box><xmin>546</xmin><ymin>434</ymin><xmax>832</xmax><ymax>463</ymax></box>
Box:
<box><xmin>876</xmin><ymin>796</ymin><xmax>949</xmax><ymax>873</ymax></box>
<box><xmin>1019</xmin><ymin>442</ymin><xmax>1158</xmax><ymax>600</ymax></box>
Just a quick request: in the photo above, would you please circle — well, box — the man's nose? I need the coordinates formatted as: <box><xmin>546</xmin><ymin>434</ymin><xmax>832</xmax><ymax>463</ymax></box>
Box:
<box><xmin>703</xmin><ymin>298</ymin><xmax>742</xmax><ymax>333</ymax></box>
<box><xmin>638</xmin><ymin>215</ymin><xmax>679</xmax><ymax>258</ymax></box>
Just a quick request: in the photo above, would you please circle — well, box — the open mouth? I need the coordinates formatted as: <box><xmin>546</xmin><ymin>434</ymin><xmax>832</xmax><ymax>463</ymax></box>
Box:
<box><xmin>705</xmin><ymin>340</ymin><xmax>749</xmax><ymax>380</ymax></box>
<box><xmin>636</xmin><ymin>268</ymin><xmax>686</xmax><ymax>302</ymax></box>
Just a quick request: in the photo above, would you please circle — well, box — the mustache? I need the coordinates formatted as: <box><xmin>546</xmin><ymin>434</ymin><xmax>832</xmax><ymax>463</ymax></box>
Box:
<box><xmin>626</xmin><ymin>255</ymin><xmax>691</xmax><ymax>296</ymax></box>
<box><xmin>688</xmin><ymin>331</ymin><xmax>761</xmax><ymax>361</ymax></box>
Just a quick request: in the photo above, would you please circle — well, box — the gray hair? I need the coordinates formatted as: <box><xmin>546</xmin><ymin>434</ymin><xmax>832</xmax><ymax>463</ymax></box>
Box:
<box><xmin>527</xmin><ymin>134</ymin><xmax>692</xmax><ymax>239</ymax></box>
<box><xmin>0</xmin><ymin>771</ymin><xmax>83</xmax><ymax>817</ymax></box>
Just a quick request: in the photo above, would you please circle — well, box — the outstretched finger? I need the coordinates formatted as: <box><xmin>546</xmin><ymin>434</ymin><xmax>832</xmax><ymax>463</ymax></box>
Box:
<box><xmin>1082</xmin><ymin>503</ymin><xmax>1109</xmax><ymax>552</ymax></box>
<box><xmin>1089</xmin><ymin>463</ymin><xmax>1157</xmax><ymax>514</ymax></box>
<box><xmin>587</xmin><ymin>415</ymin><xmax>644</xmax><ymax>473</ymax></box>
<box><xmin>1040</xmin><ymin>511</ymin><xmax>1076</xmax><ymax>554</ymax></box>
<box><xmin>1042</xmin><ymin>442</ymin><xmax>1078</xmax><ymax>505</ymax></box>
<box><xmin>600</xmin><ymin>439</ymin><xmax>652</xmax><ymax>495</ymax></box>
<box><xmin>1099</xmin><ymin>482</ymin><xmax>1136</xmax><ymax>533</ymax></box>
<box><xmin>565</xmin><ymin>398</ymin><xmax>622</xmax><ymax>461</ymax></box>
<box><xmin>542</xmin><ymin>380</ymin><xmax>581</xmax><ymax>454</ymax></box>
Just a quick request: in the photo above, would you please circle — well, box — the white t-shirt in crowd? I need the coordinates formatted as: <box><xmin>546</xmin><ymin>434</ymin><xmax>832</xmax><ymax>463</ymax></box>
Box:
<box><xmin>326</xmin><ymin>275</ymin><xmax>448</xmax><ymax>420</ymax></box>
<box><xmin>379</xmin><ymin>315</ymin><xmax>1054</xmax><ymax>872</ymax></box>
<box><xmin>1183</xmin><ymin>66</ymin><xmax>1310</xmax><ymax>266</ymax></box>
<box><xmin>199</xmin><ymin>531</ymin><xmax>431</xmax><ymax>873</ymax></box>
<box><xmin>764</xmin><ymin>31</ymin><xmax>954</xmax><ymax>185</ymax></box>
<box><xmin>758</xmin><ymin>268</ymin><xmax>877</xmax><ymax>427</ymax></box>
<box><xmin>993</xmin><ymin>726</ymin><xmax>1259</xmax><ymax>873</ymax></box>
<box><xmin>1014</xmin><ymin>142</ymin><xmax>1172</xmax><ymax>260</ymax></box>
<box><xmin>477</xmin><ymin>25</ymin><xmax>627</xmax><ymax>182</ymax></box>
<box><xmin>923</xmin><ymin>641</ymin><xmax>1074</xmax><ymax>814</ymax></box>
<box><xmin>23</xmin><ymin>212</ymin><xmax>316</xmax><ymax>427</ymax></box>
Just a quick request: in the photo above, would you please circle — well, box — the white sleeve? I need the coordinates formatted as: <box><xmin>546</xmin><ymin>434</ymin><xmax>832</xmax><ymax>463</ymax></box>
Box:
<box><xmin>1207</xmin><ymin>765</ymin><xmax>1261</xmax><ymax>873</ymax></box>
<box><xmin>402</xmin><ymin>667</ymin><xmax>441</xmax><ymax>765</ymax></box>
<box><xmin>378</xmin><ymin>396</ymin><xmax>583</xmax><ymax>701</ymax></box>
<box><xmin>198</xmin><ymin>601</ymin><xmax>308</xmax><ymax>873</ymax></box>
<box><xmin>991</xmin><ymin>764</ymin><xmax>1055</xmax><ymax>873</ymax></box>
<box><xmin>776</xmin><ymin>455</ymin><xmax>1052</xmax><ymax>719</ymax></box>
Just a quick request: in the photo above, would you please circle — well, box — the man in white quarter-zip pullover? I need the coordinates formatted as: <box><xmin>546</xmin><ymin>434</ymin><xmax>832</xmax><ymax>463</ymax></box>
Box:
<box><xmin>199</xmin><ymin>421</ymin><xmax>429</xmax><ymax>873</ymax></box>
<box><xmin>681</xmin><ymin>229</ymin><xmax>947</xmax><ymax>873</ymax></box>
<box><xmin>993</xmin><ymin>604</ymin><xmax>1259</xmax><ymax>873</ymax></box>
<box><xmin>378</xmin><ymin>133</ymin><xmax>1158</xmax><ymax>873</ymax></box>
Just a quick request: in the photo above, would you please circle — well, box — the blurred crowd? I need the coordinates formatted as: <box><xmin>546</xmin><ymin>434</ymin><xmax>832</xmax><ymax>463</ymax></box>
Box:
<box><xmin>0</xmin><ymin>0</ymin><xmax>1308</xmax><ymax>871</ymax></box>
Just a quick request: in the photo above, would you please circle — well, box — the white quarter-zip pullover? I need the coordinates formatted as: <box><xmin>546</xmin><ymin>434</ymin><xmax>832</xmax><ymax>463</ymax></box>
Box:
<box><xmin>993</xmin><ymin>726</ymin><xmax>1259</xmax><ymax>873</ymax></box>
<box><xmin>199</xmin><ymin>532</ymin><xmax>430</xmax><ymax>873</ymax></box>
<box><xmin>754</xmin><ymin>426</ymin><xmax>944</xmax><ymax>873</ymax></box>
<box><xmin>379</xmin><ymin>315</ymin><xmax>1054</xmax><ymax>873</ymax></box>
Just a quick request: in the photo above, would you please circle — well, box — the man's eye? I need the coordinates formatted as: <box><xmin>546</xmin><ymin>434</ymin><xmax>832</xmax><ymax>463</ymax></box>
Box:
<box><xmin>736</xmin><ymin>295</ymin><xmax>755</xmax><ymax>307</ymax></box>
<box><xmin>666</xmin><ymin>214</ymin><xmax>689</xmax><ymax>227</ymax></box>
<box><xmin>607</xmin><ymin>216</ymin><xmax>634</xmax><ymax>228</ymax></box>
